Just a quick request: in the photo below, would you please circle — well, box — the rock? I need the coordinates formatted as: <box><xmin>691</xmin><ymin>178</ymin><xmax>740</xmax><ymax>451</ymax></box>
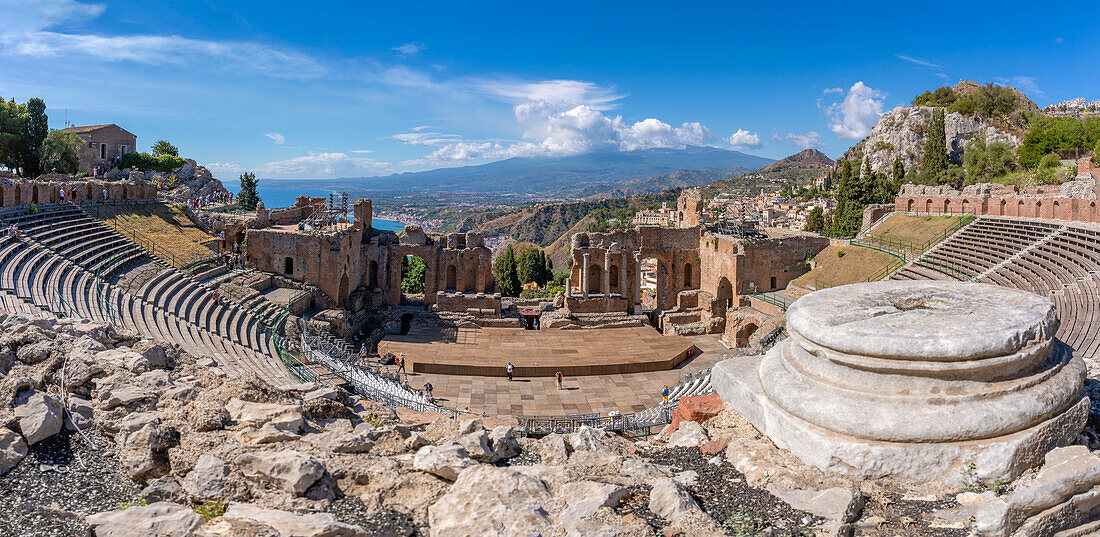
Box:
<box><xmin>212</xmin><ymin>502</ymin><xmax>369</xmax><ymax>537</ymax></box>
<box><xmin>765</xmin><ymin>484</ymin><xmax>865</xmax><ymax>523</ymax></box>
<box><xmin>98</xmin><ymin>383</ymin><xmax>154</xmax><ymax>410</ymax></box>
<box><xmin>16</xmin><ymin>340</ymin><xmax>53</xmax><ymax>364</ymax></box>
<box><xmin>303</xmin><ymin>429</ymin><xmax>374</xmax><ymax>454</ymax></box>
<box><xmin>85</xmin><ymin>501</ymin><xmax>204</xmax><ymax>537</ymax></box>
<box><xmin>972</xmin><ymin>445</ymin><xmax>1100</xmax><ymax>536</ymax></box>
<box><xmin>488</xmin><ymin>425</ymin><xmax>521</xmax><ymax>462</ymax></box>
<box><xmin>226</xmin><ymin>398</ymin><xmax>303</xmax><ymax>432</ymax></box>
<box><xmin>303</xmin><ymin>386</ymin><xmax>345</xmax><ymax>403</ymax></box>
<box><xmin>621</xmin><ymin>457</ymin><xmax>666</xmax><ymax>479</ymax></box>
<box><xmin>456</xmin><ymin>417</ymin><xmax>483</xmax><ymax>436</ymax></box>
<box><xmin>667</xmin><ymin>420</ymin><xmax>709</xmax><ymax>448</ymax></box>
<box><xmin>140</xmin><ymin>476</ymin><xmax>186</xmax><ymax>503</ymax></box>
<box><xmin>0</xmin><ymin>427</ymin><xmax>27</xmax><ymax>476</ymax></box>
<box><xmin>567</xmin><ymin>425</ymin><xmax>605</xmax><ymax>452</ymax></box>
<box><xmin>405</xmin><ymin>433</ymin><xmax>430</xmax><ymax>451</ymax></box>
<box><xmin>242</xmin><ymin>450</ymin><xmax>324</xmax><ymax>495</ymax></box>
<box><xmin>187</xmin><ymin>399</ymin><xmax>229</xmax><ymax>432</ymax></box>
<box><xmin>182</xmin><ymin>454</ymin><xmax>229</xmax><ymax>500</ymax></box>
<box><xmin>555</xmin><ymin>481</ymin><xmax>628</xmax><ymax>526</ymax></box>
<box><xmin>458</xmin><ymin>430</ymin><xmax>493</xmax><ymax>461</ymax></box>
<box><xmin>669</xmin><ymin>394</ymin><xmax>725</xmax><ymax>431</ymax></box>
<box><xmin>132</xmin><ymin>341</ymin><xmax>168</xmax><ymax>369</ymax></box>
<box><xmin>648</xmin><ymin>477</ymin><xmax>700</xmax><ymax>520</ymax></box>
<box><xmin>13</xmin><ymin>390</ymin><xmax>62</xmax><ymax>445</ymax></box>
<box><xmin>65</xmin><ymin>395</ymin><xmax>94</xmax><ymax>432</ymax></box>
<box><xmin>413</xmin><ymin>441</ymin><xmax>478</xmax><ymax>481</ymax></box>
<box><xmin>120</xmin><ymin>423</ymin><xmax>179</xmax><ymax>483</ymax></box>
<box><xmin>700</xmin><ymin>437</ymin><xmax>731</xmax><ymax>456</ymax></box>
<box><xmin>235</xmin><ymin>423</ymin><xmax>301</xmax><ymax>445</ymax></box>
<box><xmin>536</xmin><ymin>434</ymin><xmax>569</xmax><ymax>465</ymax></box>
<box><xmin>428</xmin><ymin>465</ymin><xmax>551</xmax><ymax>536</ymax></box>
<box><xmin>117</xmin><ymin>412</ymin><xmax>161</xmax><ymax>435</ymax></box>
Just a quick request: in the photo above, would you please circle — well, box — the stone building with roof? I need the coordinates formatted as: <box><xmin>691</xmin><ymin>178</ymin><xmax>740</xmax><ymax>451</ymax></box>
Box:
<box><xmin>57</xmin><ymin>123</ymin><xmax>136</xmax><ymax>175</ymax></box>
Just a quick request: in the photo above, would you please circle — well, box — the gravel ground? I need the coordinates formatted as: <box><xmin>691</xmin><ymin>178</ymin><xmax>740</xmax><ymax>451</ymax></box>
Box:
<box><xmin>636</xmin><ymin>446</ymin><xmax>818</xmax><ymax>535</ymax></box>
<box><xmin>858</xmin><ymin>494</ymin><xmax>966</xmax><ymax>537</ymax></box>
<box><xmin>327</xmin><ymin>495</ymin><xmax>422</xmax><ymax>537</ymax></box>
<box><xmin>0</xmin><ymin>428</ymin><xmax>140</xmax><ymax>537</ymax></box>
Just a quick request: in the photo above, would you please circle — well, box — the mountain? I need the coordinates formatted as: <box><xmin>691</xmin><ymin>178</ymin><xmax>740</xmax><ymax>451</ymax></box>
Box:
<box><xmin>755</xmin><ymin>149</ymin><xmax>833</xmax><ymax>181</ymax></box>
<box><xmin>325</xmin><ymin>146</ymin><xmax>774</xmax><ymax>198</ymax></box>
<box><xmin>571</xmin><ymin>168</ymin><xmax>753</xmax><ymax>199</ymax></box>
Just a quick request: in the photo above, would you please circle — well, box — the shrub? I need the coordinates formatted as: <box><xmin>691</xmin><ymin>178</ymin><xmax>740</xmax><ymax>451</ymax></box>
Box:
<box><xmin>193</xmin><ymin>499</ymin><xmax>227</xmax><ymax>521</ymax></box>
<box><xmin>837</xmin><ymin>250</ymin><xmax>845</xmax><ymax>258</ymax></box>
<box><xmin>119</xmin><ymin>152</ymin><xmax>185</xmax><ymax>173</ymax></box>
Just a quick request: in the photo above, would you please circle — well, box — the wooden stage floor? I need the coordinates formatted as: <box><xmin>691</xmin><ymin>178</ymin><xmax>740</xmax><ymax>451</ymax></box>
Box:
<box><xmin>382</xmin><ymin>326</ymin><xmax>696</xmax><ymax>377</ymax></box>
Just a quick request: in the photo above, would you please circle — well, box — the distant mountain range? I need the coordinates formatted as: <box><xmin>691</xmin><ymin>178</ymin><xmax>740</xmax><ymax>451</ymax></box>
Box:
<box><xmin>320</xmin><ymin>146</ymin><xmax>774</xmax><ymax>198</ymax></box>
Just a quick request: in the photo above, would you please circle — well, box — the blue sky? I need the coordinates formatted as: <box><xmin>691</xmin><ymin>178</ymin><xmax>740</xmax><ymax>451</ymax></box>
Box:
<box><xmin>1</xmin><ymin>0</ymin><xmax>1097</xmax><ymax>180</ymax></box>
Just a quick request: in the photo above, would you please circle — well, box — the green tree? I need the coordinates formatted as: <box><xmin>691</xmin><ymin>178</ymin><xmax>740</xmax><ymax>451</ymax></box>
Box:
<box><xmin>963</xmin><ymin>138</ymin><xmax>1016</xmax><ymax>185</ymax></box>
<box><xmin>1036</xmin><ymin>153</ymin><xmax>1062</xmax><ymax>185</ymax></box>
<box><xmin>919</xmin><ymin>107</ymin><xmax>949</xmax><ymax>184</ymax></box>
<box><xmin>829</xmin><ymin>160</ymin><xmax>865</xmax><ymax>236</ymax></box>
<box><xmin>1094</xmin><ymin>138</ymin><xmax>1100</xmax><ymax>159</ymax></box>
<box><xmin>805</xmin><ymin>206</ymin><xmax>824</xmax><ymax>233</ymax></box>
<box><xmin>516</xmin><ymin>246</ymin><xmax>545</xmax><ymax>286</ymax></box>
<box><xmin>237</xmin><ymin>171</ymin><xmax>260</xmax><ymax>211</ymax></box>
<box><xmin>39</xmin><ymin>130</ymin><xmax>81</xmax><ymax>174</ymax></box>
<box><xmin>492</xmin><ymin>245</ymin><xmax>521</xmax><ymax>297</ymax></box>
<box><xmin>1018</xmin><ymin>115</ymin><xmax>1100</xmax><ymax>167</ymax></box>
<box><xmin>22</xmin><ymin>98</ymin><xmax>47</xmax><ymax>178</ymax></box>
<box><xmin>0</xmin><ymin>97</ymin><xmax>27</xmax><ymax>174</ymax></box>
<box><xmin>892</xmin><ymin>158</ymin><xmax>905</xmax><ymax>187</ymax></box>
<box><xmin>400</xmin><ymin>256</ymin><xmax>426</xmax><ymax>294</ymax></box>
<box><xmin>543</xmin><ymin>253</ymin><xmax>553</xmax><ymax>281</ymax></box>
<box><xmin>151</xmin><ymin>139</ymin><xmax>179</xmax><ymax>157</ymax></box>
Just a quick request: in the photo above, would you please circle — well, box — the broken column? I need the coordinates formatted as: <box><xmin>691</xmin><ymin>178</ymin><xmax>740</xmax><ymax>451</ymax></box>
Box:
<box><xmin>712</xmin><ymin>280</ymin><xmax>1087</xmax><ymax>483</ymax></box>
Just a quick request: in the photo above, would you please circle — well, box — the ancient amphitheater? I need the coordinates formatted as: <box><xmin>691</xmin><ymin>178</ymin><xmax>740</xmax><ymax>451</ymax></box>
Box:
<box><xmin>6</xmin><ymin>159</ymin><xmax>1100</xmax><ymax>536</ymax></box>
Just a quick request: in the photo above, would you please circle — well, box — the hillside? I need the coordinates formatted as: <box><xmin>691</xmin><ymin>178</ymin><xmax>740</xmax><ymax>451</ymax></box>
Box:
<box><xmin>320</xmin><ymin>146</ymin><xmax>774</xmax><ymax>197</ymax></box>
<box><xmin>753</xmin><ymin>149</ymin><xmax>833</xmax><ymax>182</ymax></box>
<box><xmin>572</xmin><ymin>168</ymin><xmax>751</xmax><ymax>199</ymax></box>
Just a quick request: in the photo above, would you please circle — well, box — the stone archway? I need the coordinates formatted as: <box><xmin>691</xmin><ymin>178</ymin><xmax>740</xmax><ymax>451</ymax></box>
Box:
<box><xmin>588</xmin><ymin>263</ymin><xmax>602</xmax><ymax>294</ymax></box>
<box><xmin>683</xmin><ymin>263</ymin><xmax>693</xmax><ymax>288</ymax></box>
<box><xmin>445</xmin><ymin>265</ymin><xmax>457</xmax><ymax>292</ymax></box>
<box><xmin>907</xmin><ymin>199</ymin><xmax>915</xmax><ymax>212</ymax></box>
<box><xmin>609</xmin><ymin>264</ymin><xmax>619</xmax><ymax>292</ymax></box>
<box><xmin>735</xmin><ymin>322</ymin><xmax>759</xmax><ymax>346</ymax></box>
<box><xmin>338</xmin><ymin>272</ymin><xmax>350</xmax><ymax>304</ymax></box>
<box><xmin>717</xmin><ymin>277</ymin><xmax>733</xmax><ymax>311</ymax></box>
<box><xmin>368</xmin><ymin>260</ymin><xmax>379</xmax><ymax>288</ymax></box>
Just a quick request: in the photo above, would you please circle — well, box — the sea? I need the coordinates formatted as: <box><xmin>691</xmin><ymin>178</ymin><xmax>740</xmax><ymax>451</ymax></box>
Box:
<box><xmin>223</xmin><ymin>179</ymin><xmax>405</xmax><ymax>232</ymax></box>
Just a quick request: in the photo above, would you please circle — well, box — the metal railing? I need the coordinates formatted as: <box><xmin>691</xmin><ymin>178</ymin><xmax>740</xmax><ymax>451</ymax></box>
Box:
<box><xmin>517</xmin><ymin>403</ymin><xmax>678</xmax><ymax>437</ymax></box>
<box><xmin>747</xmin><ymin>289</ymin><xmax>793</xmax><ymax>311</ymax></box>
<box><xmin>82</xmin><ymin>202</ymin><xmax>218</xmax><ymax>269</ymax></box>
<box><xmin>853</xmin><ymin>211</ymin><xmax>975</xmax><ymax>262</ymax></box>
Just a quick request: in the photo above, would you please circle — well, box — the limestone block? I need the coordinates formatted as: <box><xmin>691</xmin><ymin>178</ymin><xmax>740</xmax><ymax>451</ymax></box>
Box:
<box><xmin>0</xmin><ymin>427</ymin><xmax>27</xmax><ymax>476</ymax></box>
<box><xmin>214</xmin><ymin>502</ymin><xmax>368</xmax><ymax>537</ymax></box>
<box><xmin>648</xmin><ymin>477</ymin><xmax>701</xmax><ymax>520</ymax></box>
<box><xmin>413</xmin><ymin>441</ymin><xmax>477</xmax><ymax>481</ymax></box>
<box><xmin>14</xmin><ymin>390</ymin><xmax>62</xmax><ymax>446</ymax></box>
<box><xmin>85</xmin><ymin>502</ymin><xmax>203</xmax><ymax>537</ymax></box>
<box><xmin>243</xmin><ymin>450</ymin><xmax>325</xmax><ymax>495</ymax></box>
<box><xmin>428</xmin><ymin>466</ymin><xmax>552</xmax><ymax>536</ymax></box>
<box><xmin>225</xmin><ymin>398</ymin><xmax>303</xmax><ymax>433</ymax></box>
<box><xmin>667</xmin><ymin>420</ymin><xmax>709</xmax><ymax>448</ymax></box>
<box><xmin>182</xmin><ymin>454</ymin><xmax>230</xmax><ymax>500</ymax></box>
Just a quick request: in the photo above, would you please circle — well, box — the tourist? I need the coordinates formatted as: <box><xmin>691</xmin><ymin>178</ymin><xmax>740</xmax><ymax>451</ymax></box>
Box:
<box><xmin>662</xmin><ymin>385</ymin><xmax>670</xmax><ymax>404</ymax></box>
<box><xmin>29</xmin><ymin>202</ymin><xmax>36</xmax><ymax>214</ymax></box>
<box><xmin>102</xmin><ymin>188</ymin><xmax>108</xmax><ymax>201</ymax></box>
<box><xmin>398</xmin><ymin>354</ymin><xmax>407</xmax><ymax>375</ymax></box>
<box><xmin>394</xmin><ymin>354</ymin><xmax>401</xmax><ymax>372</ymax></box>
<box><xmin>403</xmin><ymin>380</ymin><xmax>412</xmax><ymax>392</ymax></box>
<box><xmin>58</xmin><ymin>188</ymin><xmax>65</xmax><ymax>203</ymax></box>
<box><xmin>424</xmin><ymin>382</ymin><xmax>433</xmax><ymax>402</ymax></box>
<box><xmin>359</xmin><ymin>343</ymin><xmax>368</xmax><ymax>362</ymax></box>
<box><xmin>506</xmin><ymin>361</ymin><xmax>514</xmax><ymax>381</ymax></box>
<box><xmin>556</xmin><ymin>371</ymin><xmax>563</xmax><ymax>390</ymax></box>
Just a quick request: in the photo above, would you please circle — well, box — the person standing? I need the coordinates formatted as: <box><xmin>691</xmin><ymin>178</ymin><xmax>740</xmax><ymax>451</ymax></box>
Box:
<box><xmin>556</xmin><ymin>371</ymin><xmax>563</xmax><ymax>390</ymax></box>
<box><xmin>424</xmin><ymin>381</ymin><xmax>433</xmax><ymax>402</ymax></box>
<box><xmin>662</xmin><ymin>385</ymin><xmax>670</xmax><ymax>404</ymax></box>
<box><xmin>58</xmin><ymin>188</ymin><xmax>65</xmax><ymax>203</ymax></box>
<box><xmin>506</xmin><ymin>361</ymin><xmax>514</xmax><ymax>381</ymax></box>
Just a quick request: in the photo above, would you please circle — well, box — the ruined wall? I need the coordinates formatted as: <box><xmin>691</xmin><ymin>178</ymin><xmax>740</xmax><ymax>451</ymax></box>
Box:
<box><xmin>676</xmin><ymin>188</ymin><xmax>704</xmax><ymax>228</ymax></box>
<box><xmin>0</xmin><ymin>178</ymin><xmax>154</xmax><ymax>207</ymax></box>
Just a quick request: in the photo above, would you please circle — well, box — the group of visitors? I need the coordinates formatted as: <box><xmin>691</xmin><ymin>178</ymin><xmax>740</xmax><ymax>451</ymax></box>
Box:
<box><xmin>6</xmin><ymin>223</ymin><xmax>20</xmax><ymax>241</ymax></box>
<box><xmin>208</xmin><ymin>289</ymin><xmax>223</xmax><ymax>305</ymax></box>
<box><xmin>400</xmin><ymin>379</ymin><xmax>434</xmax><ymax>404</ymax></box>
<box><xmin>223</xmin><ymin>252</ymin><xmax>248</xmax><ymax>269</ymax></box>
<box><xmin>189</xmin><ymin>191</ymin><xmax>234</xmax><ymax>210</ymax></box>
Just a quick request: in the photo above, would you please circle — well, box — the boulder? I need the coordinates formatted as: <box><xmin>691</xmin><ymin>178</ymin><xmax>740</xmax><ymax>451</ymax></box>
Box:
<box><xmin>535</xmin><ymin>434</ymin><xmax>569</xmax><ymax>465</ymax></box>
<box><xmin>0</xmin><ymin>427</ymin><xmax>27</xmax><ymax>476</ymax></box>
<box><xmin>667</xmin><ymin>420</ymin><xmax>709</xmax><ymax>448</ymax></box>
<box><xmin>458</xmin><ymin>430</ymin><xmax>493</xmax><ymax>461</ymax></box>
<box><xmin>567</xmin><ymin>425</ymin><xmax>605</xmax><ymax>452</ymax></box>
<box><xmin>117</xmin><ymin>412</ymin><xmax>161</xmax><ymax>435</ymax></box>
<box><xmin>226</xmin><ymin>398</ymin><xmax>303</xmax><ymax>432</ymax></box>
<box><xmin>140</xmin><ymin>476</ymin><xmax>186</xmax><ymax>503</ymax></box>
<box><xmin>488</xmin><ymin>426</ymin><xmax>521</xmax><ymax>462</ymax></box>
<box><xmin>85</xmin><ymin>501</ymin><xmax>204</xmax><ymax>537</ymax></box>
<box><xmin>621</xmin><ymin>457</ymin><xmax>666</xmax><ymax>479</ymax></box>
<box><xmin>428</xmin><ymin>466</ymin><xmax>552</xmax><ymax>536</ymax></box>
<box><xmin>764</xmin><ymin>484</ymin><xmax>864</xmax><ymax>523</ymax></box>
<box><xmin>243</xmin><ymin>450</ymin><xmax>324</xmax><ymax>495</ymax></box>
<box><xmin>555</xmin><ymin>481</ymin><xmax>628</xmax><ymax>526</ymax></box>
<box><xmin>648</xmin><ymin>477</ymin><xmax>701</xmax><ymax>521</ymax></box>
<box><xmin>413</xmin><ymin>441</ymin><xmax>478</xmax><ymax>481</ymax></box>
<box><xmin>132</xmin><ymin>341</ymin><xmax>168</xmax><ymax>369</ymax></box>
<box><xmin>303</xmin><ymin>429</ymin><xmax>374</xmax><ymax>454</ymax></box>
<box><xmin>669</xmin><ymin>394</ymin><xmax>725</xmax><ymax>431</ymax></box>
<box><xmin>456</xmin><ymin>418</ymin><xmax>483</xmax><ymax>436</ymax></box>
<box><xmin>65</xmin><ymin>395</ymin><xmax>94</xmax><ymax>432</ymax></box>
<box><xmin>120</xmin><ymin>423</ymin><xmax>179</xmax><ymax>483</ymax></box>
<box><xmin>13</xmin><ymin>390</ymin><xmax>62</xmax><ymax>445</ymax></box>
<box><xmin>182</xmin><ymin>454</ymin><xmax>230</xmax><ymax>500</ymax></box>
<box><xmin>211</xmin><ymin>502</ymin><xmax>369</xmax><ymax>537</ymax></box>
<box><xmin>235</xmin><ymin>423</ymin><xmax>301</xmax><ymax>445</ymax></box>
<box><xmin>16</xmin><ymin>340</ymin><xmax>54</xmax><ymax>364</ymax></box>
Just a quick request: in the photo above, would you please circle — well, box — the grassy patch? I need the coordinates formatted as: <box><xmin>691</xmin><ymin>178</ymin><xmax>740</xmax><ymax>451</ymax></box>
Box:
<box><xmin>790</xmin><ymin>244</ymin><xmax>900</xmax><ymax>290</ymax></box>
<box><xmin>871</xmin><ymin>214</ymin><xmax>966</xmax><ymax>247</ymax></box>
<box><xmin>99</xmin><ymin>202</ymin><xmax>219</xmax><ymax>268</ymax></box>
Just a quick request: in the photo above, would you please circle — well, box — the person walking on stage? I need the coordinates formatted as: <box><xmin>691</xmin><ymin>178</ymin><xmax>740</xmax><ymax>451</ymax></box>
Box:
<box><xmin>506</xmin><ymin>361</ymin><xmax>514</xmax><ymax>381</ymax></box>
<box><xmin>556</xmin><ymin>371</ymin><xmax>563</xmax><ymax>390</ymax></box>
<box><xmin>662</xmin><ymin>385</ymin><xmax>670</xmax><ymax>404</ymax></box>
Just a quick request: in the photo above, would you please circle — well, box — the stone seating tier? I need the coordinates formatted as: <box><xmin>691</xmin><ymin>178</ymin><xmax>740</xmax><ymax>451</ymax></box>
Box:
<box><xmin>713</xmin><ymin>280</ymin><xmax>1087</xmax><ymax>483</ymax></box>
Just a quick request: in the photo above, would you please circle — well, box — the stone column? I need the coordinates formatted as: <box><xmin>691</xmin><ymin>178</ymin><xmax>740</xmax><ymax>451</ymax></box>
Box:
<box><xmin>602</xmin><ymin>251</ymin><xmax>611</xmax><ymax>296</ymax></box>
<box><xmin>633</xmin><ymin>253</ymin><xmax>642</xmax><ymax>308</ymax></box>
<box><xmin>620</xmin><ymin>252</ymin><xmax>627</xmax><ymax>297</ymax></box>
<box><xmin>581</xmin><ymin>253</ymin><xmax>590</xmax><ymax>299</ymax></box>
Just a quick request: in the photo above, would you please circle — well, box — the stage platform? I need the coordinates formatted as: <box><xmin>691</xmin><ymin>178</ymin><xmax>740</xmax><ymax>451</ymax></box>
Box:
<box><xmin>382</xmin><ymin>326</ymin><xmax>696</xmax><ymax>377</ymax></box>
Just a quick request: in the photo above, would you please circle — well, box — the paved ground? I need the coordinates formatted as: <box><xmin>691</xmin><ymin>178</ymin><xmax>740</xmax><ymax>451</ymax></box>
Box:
<box><xmin>380</xmin><ymin>332</ymin><xmax>733</xmax><ymax>417</ymax></box>
<box><xmin>383</xmin><ymin>325</ymin><xmax>694</xmax><ymax>377</ymax></box>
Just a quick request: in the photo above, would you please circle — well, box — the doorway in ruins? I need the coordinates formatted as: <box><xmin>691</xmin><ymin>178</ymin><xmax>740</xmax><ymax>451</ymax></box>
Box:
<box><xmin>639</xmin><ymin>257</ymin><xmax>664</xmax><ymax>310</ymax></box>
<box><xmin>716</xmin><ymin>277</ymin><xmax>734</xmax><ymax>314</ymax></box>
<box><xmin>400</xmin><ymin>254</ymin><xmax>427</xmax><ymax>304</ymax></box>
<box><xmin>735</xmin><ymin>322</ymin><xmax>759</xmax><ymax>347</ymax></box>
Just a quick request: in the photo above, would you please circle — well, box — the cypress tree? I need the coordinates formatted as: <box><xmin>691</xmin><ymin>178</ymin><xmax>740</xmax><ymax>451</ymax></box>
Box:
<box><xmin>920</xmin><ymin>108</ymin><xmax>949</xmax><ymax>184</ymax></box>
<box><xmin>493</xmin><ymin>245</ymin><xmax>521</xmax><ymax>297</ymax></box>
<box><xmin>237</xmin><ymin>171</ymin><xmax>260</xmax><ymax>211</ymax></box>
<box><xmin>892</xmin><ymin>157</ymin><xmax>905</xmax><ymax>187</ymax></box>
<box><xmin>22</xmin><ymin>98</ymin><xmax>47</xmax><ymax>178</ymax></box>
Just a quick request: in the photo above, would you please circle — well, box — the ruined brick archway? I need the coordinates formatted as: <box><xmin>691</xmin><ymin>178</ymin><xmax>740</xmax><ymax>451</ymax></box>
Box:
<box><xmin>735</xmin><ymin>322</ymin><xmax>759</xmax><ymax>346</ymax></box>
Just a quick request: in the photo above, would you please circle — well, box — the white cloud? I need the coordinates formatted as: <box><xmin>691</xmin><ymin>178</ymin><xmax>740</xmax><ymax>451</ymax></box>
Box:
<box><xmin>263</xmin><ymin>132</ymin><xmax>285</xmax><ymax>145</ymax></box>
<box><xmin>727</xmin><ymin>129</ymin><xmax>762</xmax><ymax>150</ymax></box>
<box><xmin>822</xmin><ymin>87</ymin><xmax>844</xmax><ymax>95</ymax></box>
<box><xmin>895</xmin><ymin>54</ymin><xmax>943</xmax><ymax>70</ymax></box>
<box><xmin>391</xmin><ymin>42</ymin><xmax>425</xmax><ymax>55</ymax></box>
<box><xmin>205</xmin><ymin>161</ymin><xmax>245</xmax><ymax>177</ymax></box>
<box><xmin>995</xmin><ymin>76</ymin><xmax>1045</xmax><ymax>98</ymax></box>
<box><xmin>823</xmin><ymin>81</ymin><xmax>885</xmax><ymax>140</ymax></box>
<box><xmin>349</xmin><ymin>149</ymin><xmax>374</xmax><ymax>154</ymax></box>
<box><xmin>773</xmin><ymin>132</ymin><xmax>822</xmax><ymax>149</ymax></box>
<box><xmin>4</xmin><ymin>0</ymin><xmax>105</xmax><ymax>30</ymax></box>
<box><xmin>392</xmin><ymin>130</ymin><xmax>464</xmax><ymax>146</ymax></box>
<box><xmin>255</xmin><ymin>152</ymin><xmax>390</xmax><ymax>178</ymax></box>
